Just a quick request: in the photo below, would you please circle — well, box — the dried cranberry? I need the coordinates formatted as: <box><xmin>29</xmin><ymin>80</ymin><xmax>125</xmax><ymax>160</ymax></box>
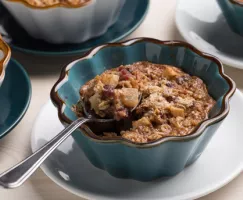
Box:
<box><xmin>102</xmin><ymin>85</ymin><xmax>114</xmax><ymax>97</ymax></box>
<box><xmin>166</xmin><ymin>82</ymin><xmax>173</xmax><ymax>87</ymax></box>
<box><xmin>104</xmin><ymin>85</ymin><xmax>113</xmax><ymax>90</ymax></box>
<box><xmin>166</xmin><ymin>96</ymin><xmax>174</xmax><ymax>102</ymax></box>
<box><xmin>166</xmin><ymin>113</ymin><xmax>173</xmax><ymax>118</ymax></box>
<box><xmin>160</xmin><ymin>113</ymin><xmax>166</xmax><ymax>119</ymax></box>
<box><xmin>117</xmin><ymin>107</ymin><xmax>122</xmax><ymax>111</ymax></box>
<box><xmin>120</xmin><ymin>69</ymin><xmax>131</xmax><ymax>80</ymax></box>
<box><xmin>118</xmin><ymin>66</ymin><xmax>125</xmax><ymax>71</ymax></box>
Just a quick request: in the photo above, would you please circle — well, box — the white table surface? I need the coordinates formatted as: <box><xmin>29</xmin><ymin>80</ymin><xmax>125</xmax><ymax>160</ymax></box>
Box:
<box><xmin>0</xmin><ymin>0</ymin><xmax>242</xmax><ymax>199</ymax></box>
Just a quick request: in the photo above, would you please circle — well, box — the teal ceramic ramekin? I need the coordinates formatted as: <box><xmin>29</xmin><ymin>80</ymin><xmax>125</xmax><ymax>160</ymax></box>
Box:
<box><xmin>217</xmin><ymin>0</ymin><xmax>243</xmax><ymax>36</ymax></box>
<box><xmin>51</xmin><ymin>38</ymin><xmax>236</xmax><ymax>181</ymax></box>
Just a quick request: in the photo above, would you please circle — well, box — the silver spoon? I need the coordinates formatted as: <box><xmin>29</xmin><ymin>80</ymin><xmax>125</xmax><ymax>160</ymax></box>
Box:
<box><xmin>0</xmin><ymin>96</ymin><xmax>141</xmax><ymax>189</ymax></box>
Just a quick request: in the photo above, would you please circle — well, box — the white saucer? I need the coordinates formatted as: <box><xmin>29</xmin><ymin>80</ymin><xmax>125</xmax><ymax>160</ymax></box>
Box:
<box><xmin>31</xmin><ymin>90</ymin><xmax>243</xmax><ymax>200</ymax></box>
<box><xmin>176</xmin><ymin>0</ymin><xmax>243</xmax><ymax>69</ymax></box>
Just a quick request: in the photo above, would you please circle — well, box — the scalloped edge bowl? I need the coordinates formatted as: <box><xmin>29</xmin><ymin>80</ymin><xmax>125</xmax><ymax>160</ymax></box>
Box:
<box><xmin>50</xmin><ymin>37</ymin><xmax>236</xmax><ymax>181</ymax></box>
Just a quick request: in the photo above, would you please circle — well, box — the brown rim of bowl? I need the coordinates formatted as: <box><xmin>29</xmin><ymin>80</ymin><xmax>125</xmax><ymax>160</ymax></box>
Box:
<box><xmin>229</xmin><ymin>0</ymin><xmax>243</xmax><ymax>6</ymax></box>
<box><xmin>6</xmin><ymin>0</ymin><xmax>93</xmax><ymax>9</ymax></box>
<box><xmin>50</xmin><ymin>37</ymin><xmax>236</xmax><ymax>148</ymax></box>
<box><xmin>0</xmin><ymin>36</ymin><xmax>11</xmax><ymax>80</ymax></box>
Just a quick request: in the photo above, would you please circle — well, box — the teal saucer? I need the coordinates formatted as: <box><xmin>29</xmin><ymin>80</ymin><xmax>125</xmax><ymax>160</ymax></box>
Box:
<box><xmin>0</xmin><ymin>0</ymin><xmax>149</xmax><ymax>56</ymax></box>
<box><xmin>0</xmin><ymin>59</ymin><xmax>31</xmax><ymax>139</ymax></box>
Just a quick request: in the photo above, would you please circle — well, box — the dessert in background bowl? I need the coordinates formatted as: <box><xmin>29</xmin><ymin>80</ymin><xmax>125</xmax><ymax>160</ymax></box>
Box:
<box><xmin>24</xmin><ymin>0</ymin><xmax>90</xmax><ymax>7</ymax></box>
<box><xmin>0</xmin><ymin>36</ymin><xmax>11</xmax><ymax>87</ymax></box>
<box><xmin>217</xmin><ymin>0</ymin><xmax>243</xmax><ymax>36</ymax></box>
<box><xmin>51</xmin><ymin>38</ymin><xmax>236</xmax><ymax>181</ymax></box>
<box><xmin>1</xmin><ymin>0</ymin><xmax>126</xmax><ymax>44</ymax></box>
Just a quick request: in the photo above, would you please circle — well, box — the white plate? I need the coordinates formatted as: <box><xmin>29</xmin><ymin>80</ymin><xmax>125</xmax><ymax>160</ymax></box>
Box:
<box><xmin>176</xmin><ymin>0</ymin><xmax>243</xmax><ymax>69</ymax></box>
<box><xmin>31</xmin><ymin>90</ymin><xmax>243</xmax><ymax>200</ymax></box>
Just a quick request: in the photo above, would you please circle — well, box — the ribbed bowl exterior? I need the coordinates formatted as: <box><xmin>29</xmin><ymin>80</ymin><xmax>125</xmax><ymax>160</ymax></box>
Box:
<box><xmin>51</xmin><ymin>38</ymin><xmax>235</xmax><ymax>181</ymax></box>
<box><xmin>217</xmin><ymin>0</ymin><xmax>243</xmax><ymax>36</ymax></box>
<box><xmin>71</xmin><ymin>122</ymin><xmax>222</xmax><ymax>181</ymax></box>
<box><xmin>2</xmin><ymin>0</ymin><xmax>125</xmax><ymax>44</ymax></box>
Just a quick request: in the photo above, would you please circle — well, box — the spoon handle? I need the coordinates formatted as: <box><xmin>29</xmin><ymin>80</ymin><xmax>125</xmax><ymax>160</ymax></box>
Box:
<box><xmin>0</xmin><ymin>117</ymin><xmax>90</xmax><ymax>189</ymax></box>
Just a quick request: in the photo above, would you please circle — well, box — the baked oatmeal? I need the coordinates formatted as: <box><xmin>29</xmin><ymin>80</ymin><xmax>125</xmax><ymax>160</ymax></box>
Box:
<box><xmin>74</xmin><ymin>62</ymin><xmax>216</xmax><ymax>143</ymax></box>
<box><xmin>24</xmin><ymin>0</ymin><xmax>90</xmax><ymax>7</ymax></box>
